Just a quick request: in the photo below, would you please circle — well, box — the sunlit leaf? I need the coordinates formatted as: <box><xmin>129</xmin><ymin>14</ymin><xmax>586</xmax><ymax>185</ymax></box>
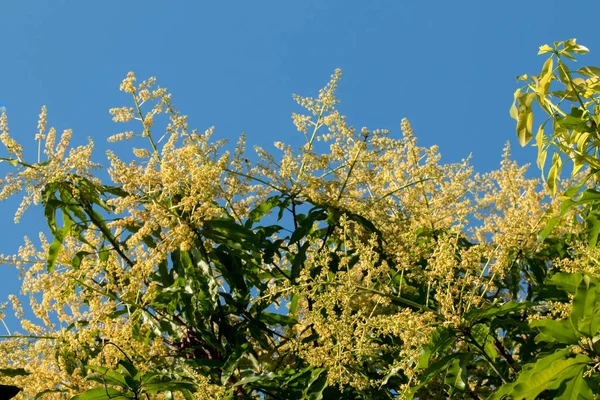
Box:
<box><xmin>538</xmin><ymin>44</ymin><xmax>554</xmax><ymax>55</ymax></box>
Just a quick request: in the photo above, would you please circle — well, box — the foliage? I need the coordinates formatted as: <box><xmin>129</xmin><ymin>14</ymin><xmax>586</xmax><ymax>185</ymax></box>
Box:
<box><xmin>1</xmin><ymin>42</ymin><xmax>600</xmax><ymax>399</ymax></box>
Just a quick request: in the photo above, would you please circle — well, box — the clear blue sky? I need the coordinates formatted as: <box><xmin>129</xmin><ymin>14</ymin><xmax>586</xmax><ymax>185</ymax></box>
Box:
<box><xmin>2</xmin><ymin>1</ymin><xmax>600</xmax><ymax>330</ymax></box>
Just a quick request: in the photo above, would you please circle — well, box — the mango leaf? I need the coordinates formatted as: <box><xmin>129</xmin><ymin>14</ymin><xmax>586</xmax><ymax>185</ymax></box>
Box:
<box><xmin>47</xmin><ymin>211</ymin><xmax>74</xmax><ymax>272</ymax></box>
<box><xmin>585</xmin><ymin>211</ymin><xmax>600</xmax><ymax>248</ymax></box>
<box><xmin>409</xmin><ymin>353</ymin><xmax>470</xmax><ymax>397</ymax></box>
<box><xmin>184</xmin><ymin>358</ymin><xmax>225</xmax><ymax>369</ymax></box>
<box><xmin>34</xmin><ymin>388</ymin><xmax>67</xmax><ymax>399</ymax></box>
<box><xmin>548</xmin><ymin>272</ymin><xmax>584</xmax><ymax>294</ymax></box>
<box><xmin>0</xmin><ymin>157</ymin><xmax>19</xmax><ymax>167</ymax></box>
<box><xmin>510</xmin><ymin>88</ymin><xmax>522</xmax><ymax>120</ymax></box>
<box><xmin>418</xmin><ymin>326</ymin><xmax>456</xmax><ymax>369</ymax></box>
<box><xmin>588</xmin><ymin>301</ymin><xmax>600</xmax><ymax>338</ymax></box>
<box><xmin>303</xmin><ymin>368</ymin><xmax>327</xmax><ymax>400</ymax></box>
<box><xmin>516</xmin><ymin>92</ymin><xmax>536</xmax><ymax>146</ymax></box>
<box><xmin>86</xmin><ymin>365</ymin><xmax>129</xmax><ymax>389</ymax></box>
<box><xmin>116</xmin><ymin>360</ymin><xmax>140</xmax><ymax>392</ymax></box>
<box><xmin>221</xmin><ymin>342</ymin><xmax>251</xmax><ymax>385</ymax></box>
<box><xmin>578</xmin><ymin>66</ymin><xmax>600</xmax><ymax>78</ymax></box>
<box><xmin>490</xmin><ymin>350</ymin><xmax>590</xmax><ymax>400</ymax></box>
<box><xmin>464</xmin><ymin>301</ymin><xmax>533</xmax><ymax>323</ymax></box>
<box><xmin>70</xmin><ymin>387</ymin><xmax>132</xmax><ymax>400</ymax></box>
<box><xmin>289</xmin><ymin>294</ymin><xmax>299</xmax><ymax>316</ymax></box>
<box><xmin>571</xmin><ymin>275</ymin><xmax>599</xmax><ymax>337</ymax></box>
<box><xmin>538</xmin><ymin>44</ymin><xmax>554</xmax><ymax>55</ymax></box>
<box><xmin>259</xmin><ymin>311</ymin><xmax>297</xmax><ymax>327</ymax></box>
<box><xmin>541</xmin><ymin>187</ymin><xmax>600</xmax><ymax>246</ymax></box>
<box><xmin>0</xmin><ymin>367</ymin><xmax>30</xmax><ymax>377</ymax></box>
<box><xmin>566</xmin><ymin>39</ymin><xmax>589</xmax><ymax>54</ymax></box>
<box><xmin>547</xmin><ymin>152</ymin><xmax>563</xmax><ymax>197</ymax></box>
<box><xmin>535</xmin><ymin>124</ymin><xmax>547</xmax><ymax>172</ymax></box>
<box><xmin>290</xmin><ymin>241</ymin><xmax>309</xmax><ymax>282</ymax></box>
<box><xmin>245</xmin><ymin>195</ymin><xmax>282</xmax><ymax>228</ymax></box>
<box><xmin>444</xmin><ymin>354</ymin><xmax>469</xmax><ymax>394</ymax></box>
<box><xmin>541</xmin><ymin>56</ymin><xmax>554</xmax><ymax>75</ymax></box>
<box><xmin>530</xmin><ymin>319</ymin><xmax>580</xmax><ymax>345</ymax></box>
<box><xmin>470</xmin><ymin>324</ymin><xmax>497</xmax><ymax>360</ymax></box>
<box><xmin>71</xmin><ymin>250</ymin><xmax>92</xmax><ymax>270</ymax></box>
<box><xmin>555</xmin><ymin>369</ymin><xmax>594</xmax><ymax>400</ymax></box>
<box><xmin>0</xmin><ymin>385</ymin><xmax>20</xmax><ymax>400</ymax></box>
<box><xmin>141</xmin><ymin>373</ymin><xmax>196</xmax><ymax>394</ymax></box>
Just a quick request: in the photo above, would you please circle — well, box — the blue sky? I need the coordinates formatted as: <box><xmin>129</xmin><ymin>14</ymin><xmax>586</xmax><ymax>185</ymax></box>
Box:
<box><xmin>2</xmin><ymin>0</ymin><xmax>600</xmax><ymax>330</ymax></box>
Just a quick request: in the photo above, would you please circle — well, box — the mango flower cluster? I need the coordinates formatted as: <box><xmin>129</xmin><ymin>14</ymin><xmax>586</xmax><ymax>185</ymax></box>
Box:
<box><xmin>0</xmin><ymin>70</ymin><xmax>585</xmax><ymax>399</ymax></box>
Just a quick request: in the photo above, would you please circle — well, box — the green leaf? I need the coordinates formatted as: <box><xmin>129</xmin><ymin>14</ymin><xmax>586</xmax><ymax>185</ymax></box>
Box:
<box><xmin>547</xmin><ymin>152</ymin><xmax>563</xmax><ymax>197</ymax></box>
<box><xmin>549</xmin><ymin>273</ymin><xmax>584</xmax><ymax>294</ymax></box>
<box><xmin>70</xmin><ymin>387</ymin><xmax>132</xmax><ymax>400</ymax></box>
<box><xmin>444</xmin><ymin>354</ymin><xmax>469</xmax><ymax>393</ymax></box>
<box><xmin>0</xmin><ymin>157</ymin><xmax>20</xmax><ymax>167</ymax></box>
<box><xmin>516</xmin><ymin>92</ymin><xmax>536</xmax><ymax>146</ymax></box>
<box><xmin>464</xmin><ymin>301</ymin><xmax>533</xmax><ymax>323</ymax></box>
<box><xmin>578</xmin><ymin>66</ymin><xmax>600</xmax><ymax>78</ymax></box>
<box><xmin>541</xmin><ymin>56</ymin><xmax>554</xmax><ymax>76</ymax></box>
<box><xmin>290</xmin><ymin>241</ymin><xmax>309</xmax><ymax>282</ymax></box>
<box><xmin>71</xmin><ymin>250</ymin><xmax>92</xmax><ymax>270</ymax></box>
<box><xmin>141</xmin><ymin>373</ymin><xmax>196</xmax><ymax>394</ymax></box>
<box><xmin>34</xmin><ymin>388</ymin><xmax>67</xmax><ymax>399</ymax></box>
<box><xmin>490</xmin><ymin>350</ymin><xmax>590</xmax><ymax>400</ymax></box>
<box><xmin>567</xmin><ymin>39</ymin><xmax>589</xmax><ymax>54</ymax></box>
<box><xmin>571</xmin><ymin>275</ymin><xmax>599</xmax><ymax>337</ymax></box>
<box><xmin>510</xmin><ymin>88</ymin><xmax>521</xmax><ymax>120</ymax></box>
<box><xmin>418</xmin><ymin>327</ymin><xmax>456</xmax><ymax>369</ymax></box>
<box><xmin>470</xmin><ymin>324</ymin><xmax>497</xmax><ymax>360</ymax></box>
<box><xmin>0</xmin><ymin>367</ymin><xmax>30</xmax><ymax>377</ymax></box>
<box><xmin>409</xmin><ymin>353</ymin><xmax>470</xmax><ymax>396</ymax></box>
<box><xmin>530</xmin><ymin>319</ymin><xmax>580</xmax><ymax>345</ymax></box>
<box><xmin>535</xmin><ymin>124</ymin><xmax>547</xmax><ymax>171</ymax></box>
<box><xmin>555</xmin><ymin>370</ymin><xmax>594</xmax><ymax>400</ymax></box>
<box><xmin>46</xmin><ymin>208</ymin><xmax>75</xmax><ymax>271</ymax></box>
<box><xmin>259</xmin><ymin>311</ymin><xmax>297</xmax><ymax>327</ymax></box>
<box><xmin>86</xmin><ymin>365</ymin><xmax>129</xmax><ymax>389</ymax></box>
<box><xmin>538</xmin><ymin>44</ymin><xmax>554</xmax><ymax>55</ymax></box>
<box><xmin>185</xmin><ymin>358</ymin><xmax>225</xmax><ymax>369</ymax></box>
<box><xmin>221</xmin><ymin>342</ymin><xmax>251</xmax><ymax>385</ymax></box>
<box><xmin>289</xmin><ymin>294</ymin><xmax>299</xmax><ymax>316</ymax></box>
<box><xmin>0</xmin><ymin>385</ymin><xmax>20</xmax><ymax>400</ymax></box>
<box><xmin>245</xmin><ymin>196</ymin><xmax>282</xmax><ymax>228</ymax></box>
<box><xmin>236</xmin><ymin>370</ymin><xmax>282</xmax><ymax>387</ymax></box>
<box><xmin>303</xmin><ymin>368</ymin><xmax>328</xmax><ymax>400</ymax></box>
<box><xmin>585</xmin><ymin>211</ymin><xmax>600</xmax><ymax>248</ymax></box>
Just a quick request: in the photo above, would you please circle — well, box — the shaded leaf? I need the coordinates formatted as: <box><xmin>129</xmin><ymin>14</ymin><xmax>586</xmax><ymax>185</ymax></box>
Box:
<box><xmin>0</xmin><ymin>385</ymin><xmax>20</xmax><ymax>400</ymax></box>
<box><xmin>221</xmin><ymin>343</ymin><xmax>251</xmax><ymax>385</ymax></box>
<box><xmin>0</xmin><ymin>368</ymin><xmax>30</xmax><ymax>377</ymax></box>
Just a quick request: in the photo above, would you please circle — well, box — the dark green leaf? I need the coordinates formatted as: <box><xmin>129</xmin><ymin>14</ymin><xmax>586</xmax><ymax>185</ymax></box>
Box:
<box><xmin>0</xmin><ymin>367</ymin><xmax>30</xmax><ymax>377</ymax></box>
<box><xmin>291</xmin><ymin>242</ymin><xmax>309</xmax><ymax>281</ymax></box>
<box><xmin>259</xmin><ymin>311</ymin><xmax>297</xmax><ymax>326</ymax></box>
<box><xmin>0</xmin><ymin>385</ymin><xmax>20</xmax><ymax>400</ymax></box>
<box><xmin>221</xmin><ymin>343</ymin><xmax>251</xmax><ymax>385</ymax></box>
